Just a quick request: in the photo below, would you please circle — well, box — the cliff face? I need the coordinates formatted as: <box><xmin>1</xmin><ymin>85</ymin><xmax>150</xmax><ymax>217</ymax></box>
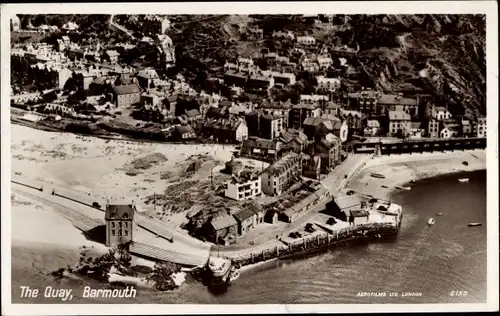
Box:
<box><xmin>340</xmin><ymin>14</ymin><xmax>486</xmax><ymax>116</ymax></box>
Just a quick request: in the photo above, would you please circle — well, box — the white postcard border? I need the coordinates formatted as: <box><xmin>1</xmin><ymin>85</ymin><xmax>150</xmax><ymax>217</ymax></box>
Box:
<box><xmin>1</xmin><ymin>1</ymin><xmax>498</xmax><ymax>315</ymax></box>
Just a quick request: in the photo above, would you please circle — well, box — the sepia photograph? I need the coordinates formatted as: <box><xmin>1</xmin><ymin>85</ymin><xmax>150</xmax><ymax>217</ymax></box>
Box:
<box><xmin>1</xmin><ymin>2</ymin><xmax>498</xmax><ymax>314</ymax></box>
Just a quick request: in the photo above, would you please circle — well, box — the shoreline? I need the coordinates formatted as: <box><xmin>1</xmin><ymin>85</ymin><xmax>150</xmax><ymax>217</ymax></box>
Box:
<box><xmin>345</xmin><ymin>150</ymin><xmax>486</xmax><ymax>201</ymax></box>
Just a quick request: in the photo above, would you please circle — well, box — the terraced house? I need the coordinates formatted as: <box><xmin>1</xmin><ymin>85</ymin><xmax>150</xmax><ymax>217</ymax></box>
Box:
<box><xmin>260</xmin><ymin>153</ymin><xmax>303</xmax><ymax>196</ymax></box>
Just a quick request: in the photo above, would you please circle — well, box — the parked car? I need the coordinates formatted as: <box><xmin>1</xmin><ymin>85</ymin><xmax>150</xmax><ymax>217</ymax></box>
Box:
<box><xmin>305</xmin><ymin>223</ymin><xmax>316</xmax><ymax>233</ymax></box>
<box><xmin>92</xmin><ymin>202</ymin><xmax>101</xmax><ymax>209</ymax></box>
<box><xmin>326</xmin><ymin>217</ymin><xmax>337</xmax><ymax>225</ymax></box>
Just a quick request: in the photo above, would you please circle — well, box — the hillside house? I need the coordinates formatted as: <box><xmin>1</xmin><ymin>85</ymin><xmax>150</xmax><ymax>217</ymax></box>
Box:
<box><xmin>343</xmin><ymin>90</ymin><xmax>380</xmax><ymax>114</ymax></box>
<box><xmin>241</xmin><ymin>137</ymin><xmax>282</xmax><ymax>161</ymax></box>
<box><xmin>340</xmin><ymin>110</ymin><xmax>364</xmax><ymax>134</ymax></box>
<box><xmin>303</xmin><ymin>117</ymin><xmax>348</xmax><ymax>143</ymax></box>
<box><xmin>270</xmin><ymin>71</ymin><xmax>296</xmax><ymax>86</ymax></box>
<box><xmin>461</xmin><ymin>119</ymin><xmax>472</xmax><ymax>137</ymax></box>
<box><xmin>224</xmin><ymin>71</ymin><xmax>248</xmax><ymax>88</ymax></box>
<box><xmin>202</xmin><ymin>119</ymin><xmax>248</xmax><ymax>143</ymax></box>
<box><xmin>476</xmin><ymin>117</ymin><xmax>487</xmax><ymax>138</ymax></box>
<box><xmin>259</xmin><ymin>101</ymin><xmax>292</xmax><ymax>128</ymax></box>
<box><xmin>172</xmin><ymin>125</ymin><xmax>197</xmax><ymax>140</ymax></box>
<box><xmin>280</xmin><ymin>129</ymin><xmax>308</xmax><ymax>154</ymax></box>
<box><xmin>316</xmin><ymin>76</ymin><xmax>341</xmax><ymax>92</ymax></box>
<box><xmin>247</xmin><ymin>72</ymin><xmax>275</xmax><ymax>91</ymax></box>
<box><xmin>388</xmin><ymin>110</ymin><xmax>411</xmax><ymax>136</ymax></box>
<box><xmin>245</xmin><ymin>111</ymin><xmax>285</xmax><ymax>140</ymax></box>
<box><xmin>289</xmin><ymin>103</ymin><xmax>322</xmax><ymax>129</ymax></box>
<box><xmin>297</xmin><ymin>36</ymin><xmax>316</xmax><ymax>46</ymax></box>
<box><xmin>433</xmin><ymin>106</ymin><xmax>452</xmax><ymax>121</ymax></box>
<box><xmin>364</xmin><ymin>119</ymin><xmax>381</xmax><ymax>137</ymax></box>
<box><xmin>307</xmin><ymin>134</ymin><xmax>341</xmax><ymax>173</ymax></box>
<box><xmin>440</xmin><ymin>123</ymin><xmax>461</xmax><ymax>139</ymax></box>
<box><xmin>317</xmin><ymin>55</ymin><xmax>334</xmax><ymax>69</ymax></box>
<box><xmin>378</xmin><ymin>93</ymin><xmax>419</xmax><ymax>118</ymax></box>
<box><xmin>300</xmin><ymin>94</ymin><xmax>329</xmax><ymax>104</ymax></box>
<box><xmin>112</xmin><ymin>83</ymin><xmax>142</xmax><ymax>108</ymax></box>
<box><xmin>272</xmin><ymin>30</ymin><xmax>295</xmax><ymax>41</ymax></box>
<box><xmin>427</xmin><ymin>118</ymin><xmax>440</xmax><ymax>138</ymax></box>
<box><xmin>104</xmin><ymin>50</ymin><xmax>120</xmax><ymax>64</ymax></box>
<box><xmin>105</xmin><ymin>202</ymin><xmax>135</xmax><ymax>247</ymax></box>
<box><xmin>330</xmin><ymin>45</ymin><xmax>358</xmax><ymax>58</ymax></box>
<box><xmin>137</xmin><ymin>68</ymin><xmax>161</xmax><ymax>90</ymax></box>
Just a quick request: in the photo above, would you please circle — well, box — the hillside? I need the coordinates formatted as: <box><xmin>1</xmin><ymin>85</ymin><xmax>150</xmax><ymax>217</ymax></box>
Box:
<box><xmin>14</xmin><ymin>14</ymin><xmax>486</xmax><ymax>115</ymax></box>
<box><xmin>170</xmin><ymin>14</ymin><xmax>486</xmax><ymax>116</ymax></box>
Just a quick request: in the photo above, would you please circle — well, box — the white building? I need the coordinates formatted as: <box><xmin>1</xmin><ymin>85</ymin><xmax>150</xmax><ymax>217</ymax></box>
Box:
<box><xmin>440</xmin><ymin>125</ymin><xmax>460</xmax><ymax>139</ymax></box>
<box><xmin>44</xmin><ymin>103</ymin><xmax>76</xmax><ymax>117</ymax></box>
<box><xmin>476</xmin><ymin>117</ymin><xmax>487</xmax><ymax>138</ymax></box>
<box><xmin>433</xmin><ymin>106</ymin><xmax>452</xmax><ymax>121</ymax></box>
<box><xmin>297</xmin><ymin>36</ymin><xmax>316</xmax><ymax>45</ymax></box>
<box><xmin>300</xmin><ymin>94</ymin><xmax>329</xmax><ymax>103</ymax></box>
<box><xmin>225</xmin><ymin>172</ymin><xmax>262</xmax><ymax>201</ymax></box>
<box><xmin>317</xmin><ymin>55</ymin><xmax>333</xmax><ymax>69</ymax></box>
<box><xmin>316</xmin><ymin>76</ymin><xmax>341</xmax><ymax>92</ymax></box>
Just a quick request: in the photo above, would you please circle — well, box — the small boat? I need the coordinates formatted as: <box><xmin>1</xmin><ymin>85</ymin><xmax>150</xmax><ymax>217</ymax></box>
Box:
<box><xmin>468</xmin><ymin>222</ymin><xmax>482</xmax><ymax>227</ymax></box>
<box><xmin>427</xmin><ymin>218</ymin><xmax>436</xmax><ymax>226</ymax></box>
<box><xmin>381</xmin><ymin>185</ymin><xmax>389</xmax><ymax>188</ymax></box>
<box><xmin>371</xmin><ymin>173</ymin><xmax>386</xmax><ymax>179</ymax></box>
<box><xmin>459</xmin><ymin>178</ymin><xmax>469</xmax><ymax>183</ymax></box>
<box><xmin>436</xmin><ymin>212</ymin><xmax>444</xmax><ymax>216</ymax></box>
<box><xmin>395</xmin><ymin>186</ymin><xmax>412</xmax><ymax>191</ymax></box>
<box><xmin>229</xmin><ymin>270</ymin><xmax>240</xmax><ymax>282</ymax></box>
<box><xmin>462</xmin><ymin>161</ymin><xmax>469</xmax><ymax>166</ymax></box>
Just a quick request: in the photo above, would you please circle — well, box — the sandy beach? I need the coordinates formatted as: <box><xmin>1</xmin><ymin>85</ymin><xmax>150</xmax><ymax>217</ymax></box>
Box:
<box><xmin>346</xmin><ymin>149</ymin><xmax>486</xmax><ymax>200</ymax></box>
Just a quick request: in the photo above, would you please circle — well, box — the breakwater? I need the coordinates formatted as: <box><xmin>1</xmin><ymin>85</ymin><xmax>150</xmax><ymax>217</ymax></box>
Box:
<box><xmin>227</xmin><ymin>222</ymin><xmax>400</xmax><ymax>268</ymax></box>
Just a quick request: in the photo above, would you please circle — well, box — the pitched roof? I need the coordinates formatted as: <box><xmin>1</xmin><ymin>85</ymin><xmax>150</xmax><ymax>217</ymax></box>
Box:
<box><xmin>410</xmin><ymin>122</ymin><xmax>422</xmax><ymax>129</ymax></box>
<box><xmin>243</xmin><ymin>137</ymin><xmax>279</xmax><ymax>150</ymax></box>
<box><xmin>378</xmin><ymin>94</ymin><xmax>418</xmax><ymax>106</ymax></box>
<box><xmin>186</xmin><ymin>109</ymin><xmax>201</xmax><ymax>117</ymax></box>
<box><xmin>233</xmin><ymin>208</ymin><xmax>256</xmax><ymax>222</ymax></box>
<box><xmin>341</xmin><ymin>110</ymin><xmax>362</xmax><ymax>118</ymax></box>
<box><xmin>281</xmin><ymin>129</ymin><xmax>307</xmax><ymax>144</ymax></box>
<box><xmin>113</xmin><ymin>83</ymin><xmax>142</xmax><ymax>95</ymax></box>
<box><xmin>175</xmin><ymin>125</ymin><xmax>195</xmax><ymax>134</ymax></box>
<box><xmin>105</xmin><ymin>204</ymin><xmax>135</xmax><ymax>220</ymax></box>
<box><xmin>137</xmin><ymin>68</ymin><xmax>159</xmax><ymax>79</ymax></box>
<box><xmin>211</xmin><ymin>215</ymin><xmax>238</xmax><ymax>230</ymax></box>
<box><xmin>334</xmin><ymin>195</ymin><xmax>362</xmax><ymax>210</ymax></box>
<box><xmin>263</xmin><ymin>153</ymin><xmax>301</xmax><ymax>176</ymax></box>
<box><xmin>388</xmin><ymin>110</ymin><xmax>411</xmax><ymax>121</ymax></box>
<box><xmin>233</xmin><ymin>204</ymin><xmax>263</xmax><ymax>222</ymax></box>
<box><xmin>106</xmin><ymin>50</ymin><xmax>120</xmax><ymax>57</ymax></box>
